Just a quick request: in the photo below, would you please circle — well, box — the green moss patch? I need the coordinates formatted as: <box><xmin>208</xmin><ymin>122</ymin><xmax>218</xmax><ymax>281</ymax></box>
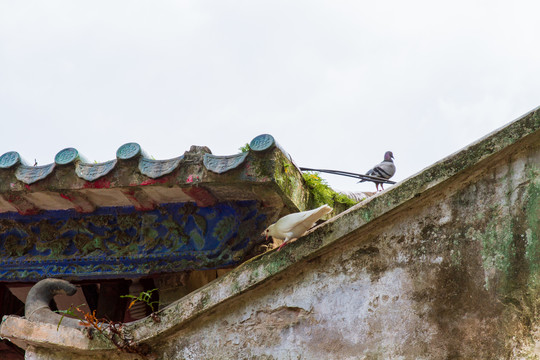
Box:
<box><xmin>302</xmin><ymin>172</ymin><xmax>358</xmax><ymax>211</ymax></box>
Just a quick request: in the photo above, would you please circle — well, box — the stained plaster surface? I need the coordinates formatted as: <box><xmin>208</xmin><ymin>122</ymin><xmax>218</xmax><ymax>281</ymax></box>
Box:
<box><xmin>2</xmin><ymin>108</ymin><xmax>539</xmax><ymax>359</ymax></box>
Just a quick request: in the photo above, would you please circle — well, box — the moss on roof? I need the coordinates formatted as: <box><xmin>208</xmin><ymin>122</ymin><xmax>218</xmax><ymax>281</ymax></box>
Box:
<box><xmin>303</xmin><ymin>172</ymin><xmax>358</xmax><ymax>212</ymax></box>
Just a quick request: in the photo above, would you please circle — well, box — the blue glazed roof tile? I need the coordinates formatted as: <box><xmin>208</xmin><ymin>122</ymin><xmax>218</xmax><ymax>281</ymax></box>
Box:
<box><xmin>15</xmin><ymin>164</ymin><xmax>56</xmax><ymax>185</ymax></box>
<box><xmin>203</xmin><ymin>153</ymin><xmax>248</xmax><ymax>174</ymax></box>
<box><xmin>139</xmin><ymin>156</ymin><xmax>184</xmax><ymax>178</ymax></box>
<box><xmin>76</xmin><ymin>160</ymin><xmax>117</xmax><ymax>181</ymax></box>
<box><xmin>0</xmin><ymin>134</ymin><xmax>278</xmax><ymax>186</ymax></box>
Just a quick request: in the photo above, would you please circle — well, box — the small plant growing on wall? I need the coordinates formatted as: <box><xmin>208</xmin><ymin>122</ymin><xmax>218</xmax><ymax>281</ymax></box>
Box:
<box><xmin>239</xmin><ymin>143</ymin><xmax>250</xmax><ymax>153</ymax></box>
<box><xmin>121</xmin><ymin>288</ymin><xmax>161</xmax><ymax>322</ymax></box>
<box><xmin>55</xmin><ymin>290</ymin><xmax>161</xmax><ymax>358</ymax></box>
<box><xmin>56</xmin><ymin>303</ymin><xmax>150</xmax><ymax>355</ymax></box>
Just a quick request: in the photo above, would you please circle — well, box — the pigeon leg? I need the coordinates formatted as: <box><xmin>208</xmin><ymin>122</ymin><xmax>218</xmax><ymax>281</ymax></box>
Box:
<box><xmin>277</xmin><ymin>237</ymin><xmax>292</xmax><ymax>251</ymax></box>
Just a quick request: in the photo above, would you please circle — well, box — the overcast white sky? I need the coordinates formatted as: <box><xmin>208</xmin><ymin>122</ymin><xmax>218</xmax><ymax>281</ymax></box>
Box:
<box><xmin>1</xmin><ymin>1</ymin><xmax>539</xmax><ymax>192</ymax></box>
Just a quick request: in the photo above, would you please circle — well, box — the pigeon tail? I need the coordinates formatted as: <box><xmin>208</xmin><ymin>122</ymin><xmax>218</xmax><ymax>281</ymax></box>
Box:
<box><xmin>302</xmin><ymin>204</ymin><xmax>332</xmax><ymax>224</ymax></box>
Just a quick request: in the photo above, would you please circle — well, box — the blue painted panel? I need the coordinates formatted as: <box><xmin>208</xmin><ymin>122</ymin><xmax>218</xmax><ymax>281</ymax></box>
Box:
<box><xmin>0</xmin><ymin>201</ymin><xmax>267</xmax><ymax>281</ymax></box>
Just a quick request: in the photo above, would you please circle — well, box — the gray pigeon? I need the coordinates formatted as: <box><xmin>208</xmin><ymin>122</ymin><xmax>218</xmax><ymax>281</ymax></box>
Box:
<box><xmin>362</xmin><ymin>151</ymin><xmax>396</xmax><ymax>191</ymax></box>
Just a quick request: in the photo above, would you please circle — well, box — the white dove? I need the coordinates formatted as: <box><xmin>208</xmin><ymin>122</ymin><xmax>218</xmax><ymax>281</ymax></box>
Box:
<box><xmin>264</xmin><ymin>204</ymin><xmax>333</xmax><ymax>251</ymax></box>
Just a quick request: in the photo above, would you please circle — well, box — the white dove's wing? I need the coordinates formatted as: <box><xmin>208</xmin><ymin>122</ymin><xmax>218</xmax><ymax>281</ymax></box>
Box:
<box><xmin>275</xmin><ymin>205</ymin><xmax>332</xmax><ymax>239</ymax></box>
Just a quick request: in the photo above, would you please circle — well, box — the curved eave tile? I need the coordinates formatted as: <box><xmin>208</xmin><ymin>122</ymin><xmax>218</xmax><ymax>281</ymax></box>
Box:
<box><xmin>75</xmin><ymin>160</ymin><xmax>117</xmax><ymax>181</ymax></box>
<box><xmin>249</xmin><ymin>134</ymin><xmax>276</xmax><ymax>152</ymax></box>
<box><xmin>139</xmin><ymin>156</ymin><xmax>184</xmax><ymax>179</ymax></box>
<box><xmin>0</xmin><ymin>151</ymin><xmax>25</xmax><ymax>169</ymax></box>
<box><xmin>203</xmin><ymin>152</ymin><xmax>248</xmax><ymax>174</ymax></box>
<box><xmin>55</xmin><ymin>148</ymin><xmax>86</xmax><ymax>165</ymax></box>
<box><xmin>15</xmin><ymin>164</ymin><xmax>56</xmax><ymax>185</ymax></box>
<box><xmin>116</xmin><ymin>142</ymin><xmax>148</xmax><ymax>160</ymax></box>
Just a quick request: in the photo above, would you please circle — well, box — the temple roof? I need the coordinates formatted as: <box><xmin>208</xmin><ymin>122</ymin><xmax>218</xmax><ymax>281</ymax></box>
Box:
<box><xmin>0</xmin><ymin>134</ymin><xmax>314</xmax><ymax>281</ymax></box>
<box><xmin>0</xmin><ymin>134</ymin><xmax>303</xmax><ymax>214</ymax></box>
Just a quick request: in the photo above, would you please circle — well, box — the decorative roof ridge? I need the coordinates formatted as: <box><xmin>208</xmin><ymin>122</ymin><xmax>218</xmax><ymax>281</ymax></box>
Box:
<box><xmin>0</xmin><ymin>134</ymin><xmax>279</xmax><ymax>185</ymax></box>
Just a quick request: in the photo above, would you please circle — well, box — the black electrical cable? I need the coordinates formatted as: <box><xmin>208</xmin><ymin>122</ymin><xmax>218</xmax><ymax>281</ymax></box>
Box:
<box><xmin>299</xmin><ymin>167</ymin><xmax>396</xmax><ymax>185</ymax></box>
